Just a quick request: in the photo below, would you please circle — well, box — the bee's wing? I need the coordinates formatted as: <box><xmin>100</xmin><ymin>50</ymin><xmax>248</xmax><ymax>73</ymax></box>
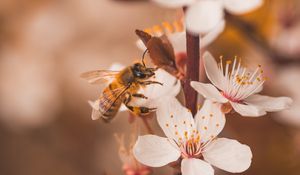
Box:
<box><xmin>80</xmin><ymin>70</ymin><xmax>120</xmax><ymax>85</ymax></box>
<box><xmin>90</xmin><ymin>85</ymin><xmax>130</xmax><ymax>121</ymax></box>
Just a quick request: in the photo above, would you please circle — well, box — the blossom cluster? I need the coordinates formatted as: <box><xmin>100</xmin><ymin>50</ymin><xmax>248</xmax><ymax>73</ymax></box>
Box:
<box><xmin>83</xmin><ymin>0</ymin><xmax>293</xmax><ymax>175</ymax></box>
<box><xmin>132</xmin><ymin>51</ymin><xmax>292</xmax><ymax>175</ymax></box>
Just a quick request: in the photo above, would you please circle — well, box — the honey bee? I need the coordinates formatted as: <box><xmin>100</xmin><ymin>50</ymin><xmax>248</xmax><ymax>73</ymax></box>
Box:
<box><xmin>135</xmin><ymin>29</ymin><xmax>180</xmax><ymax>78</ymax></box>
<box><xmin>81</xmin><ymin>62</ymin><xmax>162</xmax><ymax>122</ymax></box>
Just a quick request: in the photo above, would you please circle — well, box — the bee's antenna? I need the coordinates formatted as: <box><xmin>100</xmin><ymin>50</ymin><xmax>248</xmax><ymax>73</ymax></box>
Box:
<box><xmin>142</xmin><ymin>49</ymin><xmax>148</xmax><ymax>67</ymax></box>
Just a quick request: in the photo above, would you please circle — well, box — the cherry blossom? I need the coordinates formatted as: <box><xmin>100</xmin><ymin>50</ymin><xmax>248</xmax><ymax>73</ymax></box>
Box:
<box><xmin>191</xmin><ymin>52</ymin><xmax>292</xmax><ymax>117</ymax></box>
<box><xmin>133</xmin><ymin>97</ymin><xmax>252</xmax><ymax>175</ymax></box>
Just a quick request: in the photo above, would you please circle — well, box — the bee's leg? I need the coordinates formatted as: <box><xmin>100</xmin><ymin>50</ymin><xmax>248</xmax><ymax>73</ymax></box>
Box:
<box><xmin>123</xmin><ymin>93</ymin><xmax>156</xmax><ymax>115</ymax></box>
<box><xmin>132</xmin><ymin>93</ymin><xmax>148</xmax><ymax>99</ymax></box>
<box><xmin>138</xmin><ymin>81</ymin><xmax>163</xmax><ymax>86</ymax></box>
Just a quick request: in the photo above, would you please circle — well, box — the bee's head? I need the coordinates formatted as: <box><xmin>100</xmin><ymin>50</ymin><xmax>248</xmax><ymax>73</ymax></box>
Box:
<box><xmin>132</xmin><ymin>63</ymin><xmax>155</xmax><ymax>79</ymax></box>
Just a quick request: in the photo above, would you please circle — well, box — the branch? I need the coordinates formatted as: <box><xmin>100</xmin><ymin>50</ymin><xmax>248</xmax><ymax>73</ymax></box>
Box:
<box><xmin>183</xmin><ymin>32</ymin><xmax>200</xmax><ymax>115</ymax></box>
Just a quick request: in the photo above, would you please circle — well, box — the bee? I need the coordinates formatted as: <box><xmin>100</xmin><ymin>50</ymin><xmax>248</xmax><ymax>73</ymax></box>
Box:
<box><xmin>135</xmin><ymin>29</ymin><xmax>182</xmax><ymax>78</ymax></box>
<box><xmin>81</xmin><ymin>61</ymin><xmax>162</xmax><ymax>122</ymax></box>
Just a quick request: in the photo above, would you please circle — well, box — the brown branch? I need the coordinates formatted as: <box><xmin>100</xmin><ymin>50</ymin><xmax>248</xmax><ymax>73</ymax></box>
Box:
<box><xmin>225</xmin><ymin>12</ymin><xmax>300</xmax><ymax>65</ymax></box>
<box><xmin>183</xmin><ymin>32</ymin><xmax>200</xmax><ymax>116</ymax></box>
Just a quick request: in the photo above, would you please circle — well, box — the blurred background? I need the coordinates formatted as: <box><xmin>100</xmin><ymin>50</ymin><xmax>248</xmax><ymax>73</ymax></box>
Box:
<box><xmin>0</xmin><ymin>0</ymin><xmax>299</xmax><ymax>175</ymax></box>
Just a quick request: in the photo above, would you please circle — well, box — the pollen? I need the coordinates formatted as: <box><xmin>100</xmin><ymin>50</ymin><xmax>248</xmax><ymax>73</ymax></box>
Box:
<box><xmin>202</xmin><ymin>116</ymin><xmax>205</xmax><ymax>119</ymax></box>
<box><xmin>166</xmin><ymin>123</ymin><xmax>169</xmax><ymax>127</ymax></box>
<box><xmin>204</xmin><ymin>126</ymin><xmax>208</xmax><ymax>130</ymax></box>
<box><xmin>184</xmin><ymin>131</ymin><xmax>188</xmax><ymax>136</ymax></box>
<box><xmin>209</xmin><ymin>113</ymin><xmax>213</xmax><ymax>117</ymax></box>
<box><xmin>197</xmin><ymin>104</ymin><xmax>202</xmax><ymax>110</ymax></box>
<box><xmin>144</xmin><ymin>28</ymin><xmax>152</xmax><ymax>34</ymax></box>
<box><xmin>175</xmin><ymin>131</ymin><xmax>179</xmax><ymax>135</ymax></box>
<box><xmin>173</xmin><ymin>20</ymin><xmax>183</xmax><ymax>32</ymax></box>
<box><xmin>190</xmin><ymin>124</ymin><xmax>193</xmax><ymax>127</ymax></box>
<box><xmin>170</xmin><ymin>115</ymin><xmax>174</xmax><ymax>118</ymax></box>
<box><xmin>257</xmin><ymin>77</ymin><xmax>261</xmax><ymax>82</ymax></box>
<box><xmin>174</xmin><ymin>124</ymin><xmax>177</xmax><ymax>128</ymax></box>
<box><xmin>183</xmin><ymin>121</ymin><xmax>186</xmax><ymax>124</ymax></box>
<box><xmin>162</xmin><ymin>22</ymin><xmax>173</xmax><ymax>33</ymax></box>
<box><xmin>153</xmin><ymin>25</ymin><xmax>162</xmax><ymax>33</ymax></box>
<box><xmin>216</xmin><ymin>123</ymin><xmax>220</xmax><ymax>127</ymax></box>
<box><xmin>226</xmin><ymin>60</ymin><xmax>232</xmax><ymax>64</ymax></box>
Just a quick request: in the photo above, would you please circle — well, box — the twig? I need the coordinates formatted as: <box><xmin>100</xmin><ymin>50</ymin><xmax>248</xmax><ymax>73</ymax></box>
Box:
<box><xmin>225</xmin><ymin>12</ymin><xmax>300</xmax><ymax>65</ymax></box>
<box><xmin>183</xmin><ymin>32</ymin><xmax>200</xmax><ymax>116</ymax></box>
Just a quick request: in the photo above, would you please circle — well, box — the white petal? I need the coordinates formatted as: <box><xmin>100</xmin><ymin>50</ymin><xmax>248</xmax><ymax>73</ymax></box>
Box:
<box><xmin>167</xmin><ymin>32</ymin><xmax>187</xmax><ymax>53</ymax></box>
<box><xmin>195</xmin><ymin>100</ymin><xmax>226</xmax><ymax>142</ymax></box>
<box><xmin>133</xmin><ymin>135</ymin><xmax>180</xmax><ymax>167</ymax></box>
<box><xmin>201</xmin><ymin>20</ymin><xmax>225</xmax><ymax>48</ymax></box>
<box><xmin>88</xmin><ymin>100</ymin><xmax>101</xmax><ymax>120</ymax></box>
<box><xmin>203</xmin><ymin>51</ymin><xmax>225</xmax><ymax>90</ymax></box>
<box><xmin>130</xmin><ymin>69</ymin><xmax>181</xmax><ymax>108</ymax></box>
<box><xmin>152</xmin><ymin>0</ymin><xmax>195</xmax><ymax>8</ymax></box>
<box><xmin>245</xmin><ymin>94</ymin><xmax>293</xmax><ymax>112</ymax></box>
<box><xmin>203</xmin><ymin>138</ymin><xmax>252</xmax><ymax>173</ymax></box>
<box><xmin>191</xmin><ymin>81</ymin><xmax>227</xmax><ymax>103</ymax></box>
<box><xmin>156</xmin><ymin>97</ymin><xmax>195</xmax><ymax>140</ymax></box>
<box><xmin>181</xmin><ymin>158</ymin><xmax>214</xmax><ymax>175</ymax></box>
<box><xmin>186</xmin><ymin>0</ymin><xmax>224</xmax><ymax>34</ymax></box>
<box><xmin>230</xmin><ymin>102</ymin><xmax>266</xmax><ymax>117</ymax></box>
<box><xmin>224</xmin><ymin>0</ymin><xmax>263</xmax><ymax>15</ymax></box>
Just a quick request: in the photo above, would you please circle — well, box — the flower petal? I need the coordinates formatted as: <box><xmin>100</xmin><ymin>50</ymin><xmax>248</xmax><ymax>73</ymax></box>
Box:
<box><xmin>130</xmin><ymin>69</ymin><xmax>181</xmax><ymax>108</ymax></box>
<box><xmin>203</xmin><ymin>138</ymin><xmax>252</xmax><ymax>173</ymax></box>
<box><xmin>244</xmin><ymin>94</ymin><xmax>293</xmax><ymax>112</ymax></box>
<box><xmin>223</xmin><ymin>0</ymin><xmax>263</xmax><ymax>15</ymax></box>
<box><xmin>201</xmin><ymin>20</ymin><xmax>225</xmax><ymax>48</ymax></box>
<box><xmin>152</xmin><ymin>0</ymin><xmax>195</xmax><ymax>8</ymax></box>
<box><xmin>230</xmin><ymin>102</ymin><xmax>266</xmax><ymax>117</ymax></box>
<box><xmin>203</xmin><ymin>51</ymin><xmax>225</xmax><ymax>90</ymax></box>
<box><xmin>167</xmin><ymin>32</ymin><xmax>187</xmax><ymax>53</ymax></box>
<box><xmin>156</xmin><ymin>97</ymin><xmax>195</xmax><ymax>140</ymax></box>
<box><xmin>88</xmin><ymin>100</ymin><xmax>101</xmax><ymax>120</ymax></box>
<box><xmin>133</xmin><ymin>135</ymin><xmax>180</xmax><ymax>167</ymax></box>
<box><xmin>186</xmin><ymin>0</ymin><xmax>224</xmax><ymax>34</ymax></box>
<box><xmin>181</xmin><ymin>158</ymin><xmax>214</xmax><ymax>175</ymax></box>
<box><xmin>195</xmin><ymin>100</ymin><xmax>226</xmax><ymax>143</ymax></box>
<box><xmin>190</xmin><ymin>81</ymin><xmax>227</xmax><ymax>103</ymax></box>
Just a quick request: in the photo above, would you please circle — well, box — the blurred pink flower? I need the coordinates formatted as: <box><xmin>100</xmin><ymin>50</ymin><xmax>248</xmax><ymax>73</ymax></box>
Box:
<box><xmin>115</xmin><ymin>125</ymin><xmax>151</xmax><ymax>175</ymax></box>
<box><xmin>191</xmin><ymin>52</ymin><xmax>292</xmax><ymax>117</ymax></box>
<box><xmin>133</xmin><ymin>97</ymin><xmax>252</xmax><ymax>175</ymax></box>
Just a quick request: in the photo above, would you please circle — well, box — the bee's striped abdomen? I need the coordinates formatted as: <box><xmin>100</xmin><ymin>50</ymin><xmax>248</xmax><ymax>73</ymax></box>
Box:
<box><xmin>99</xmin><ymin>83</ymin><xmax>124</xmax><ymax>122</ymax></box>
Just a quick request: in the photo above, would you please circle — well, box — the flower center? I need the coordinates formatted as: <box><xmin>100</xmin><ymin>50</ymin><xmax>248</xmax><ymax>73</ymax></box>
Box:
<box><xmin>221</xmin><ymin>91</ymin><xmax>242</xmax><ymax>103</ymax></box>
<box><xmin>179</xmin><ymin>138</ymin><xmax>202</xmax><ymax>159</ymax></box>
<box><xmin>218</xmin><ymin>56</ymin><xmax>267</xmax><ymax>101</ymax></box>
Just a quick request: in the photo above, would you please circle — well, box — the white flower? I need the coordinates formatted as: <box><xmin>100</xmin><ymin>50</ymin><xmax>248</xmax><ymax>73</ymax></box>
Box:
<box><xmin>152</xmin><ymin>0</ymin><xmax>263</xmax><ymax>34</ymax></box>
<box><xmin>133</xmin><ymin>97</ymin><xmax>252</xmax><ymax>175</ymax></box>
<box><xmin>273</xmin><ymin>66</ymin><xmax>300</xmax><ymax>127</ymax></box>
<box><xmin>88</xmin><ymin>63</ymin><xmax>181</xmax><ymax>119</ymax></box>
<box><xmin>191</xmin><ymin>52</ymin><xmax>293</xmax><ymax>117</ymax></box>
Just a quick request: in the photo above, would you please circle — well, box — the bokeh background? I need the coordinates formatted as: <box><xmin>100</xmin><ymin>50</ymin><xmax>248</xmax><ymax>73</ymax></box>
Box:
<box><xmin>0</xmin><ymin>0</ymin><xmax>299</xmax><ymax>175</ymax></box>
